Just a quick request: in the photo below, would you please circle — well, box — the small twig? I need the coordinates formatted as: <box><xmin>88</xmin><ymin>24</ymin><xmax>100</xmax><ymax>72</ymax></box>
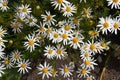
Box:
<box><xmin>99</xmin><ymin>67</ymin><xmax>106</xmax><ymax>80</ymax></box>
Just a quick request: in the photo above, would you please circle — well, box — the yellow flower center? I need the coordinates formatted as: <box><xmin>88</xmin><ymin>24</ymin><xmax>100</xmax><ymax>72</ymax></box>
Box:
<box><xmin>29</xmin><ymin>18</ymin><xmax>33</xmax><ymax>22</ymax></box>
<box><xmin>113</xmin><ymin>0</ymin><xmax>119</xmax><ymax>3</ymax></box>
<box><xmin>14</xmin><ymin>54</ymin><xmax>19</xmax><ymax>59</ymax></box>
<box><xmin>42</xmin><ymin>68</ymin><xmax>48</xmax><ymax>73</ymax></box>
<box><xmin>54</xmin><ymin>33</ymin><xmax>59</xmax><ymax>38</ymax></box>
<box><xmin>65</xmin><ymin>25</ymin><xmax>70</xmax><ymax>31</ymax></box>
<box><xmin>4</xmin><ymin>60</ymin><xmax>9</xmax><ymax>65</ymax></box>
<box><xmin>114</xmin><ymin>23</ymin><xmax>119</xmax><ymax>29</ymax></box>
<box><xmin>62</xmin><ymin>34</ymin><xmax>67</xmax><ymax>39</ymax></box>
<box><xmin>2</xmin><ymin>2</ymin><xmax>7</xmax><ymax>6</ymax></box>
<box><xmin>84</xmin><ymin>53</ymin><xmax>89</xmax><ymax>57</ymax></box>
<box><xmin>56</xmin><ymin>49</ymin><xmax>62</xmax><ymax>54</ymax></box>
<box><xmin>39</xmin><ymin>26</ymin><xmax>45</xmax><ymax>31</ymax></box>
<box><xmin>72</xmin><ymin>37</ymin><xmax>79</xmax><ymax>43</ymax></box>
<box><xmin>46</xmin><ymin>16</ymin><xmax>51</xmax><ymax>21</ymax></box>
<box><xmin>90</xmin><ymin>44</ymin><xmax>95</xmax><ymax>50</ymax></box>
<box><xmin>89</xmin><ymin>20</ymin><xmax>94</xmax><ymax>25</ymax></box>
<box><xmin>81</xmin><ymin>69</ymin><xmax>87</xmax><ymax>74</ymax></box>
<box><xmin>85</xmin><ymin>60</ymin><xmax>91</xmax><ymax>65</ymax></box>
<box><xmin>13</xmin><ymin>23</ymin><xmax>19</xmax><ymax>28</ymax></box>
<box><xmin>73</xmin><ymin>18</ymin><xmax>78</xmax><ymax>24</ymax></box>
<box><xmin>22</xmin><ymin>7</ymin><xmax>27</xmax><ymax>12</ymax></box>
<box><xmin>21</xmin><ymin>63</ymin><xmax>26</xmax><ymax>68</ymax></box>
<box><xmin>51</xmin><ymin>69</ymin><xmax>57</xmax><ymax>76</ymax></box>
<box><xmin>89</xmin><ymin>31</ymin><xmax>98</xmax><ymax>36</ymax></box>
<box><xmin>66</xmin><ymin>7</ymin><xmax>71</xmax><ymax>12</ymax></box>
<box><xmin>64</xmin><ymin>68</ymin><xmax>69</xmax><ymax>73</ymax></box>
<box><xmin>57</xmin><ymin>0</ymin><xmax>63</xmax><ymax>4</ymax></box>
<box><xmin>48</xmin><ymin>49</ymin><xmax>53</xmax><ymax>54</ymax></box>
<box><xmin>101</xmin><ymin>42</ymin><xmax>106</xmax><ymax>47</ymax></box>
<box><xmin>46</xmin><ymin>28</ymin><xmax>51</xmax><ymax>34</ymax></box>
<box><xmin>84</xmin><ymin>10</ymin><xmax>89</xmax><ymax>14</ymax></box>
<box><xmin>103</xmin><ymin>22</ymin><xmax>109</xmax><ymax>28</ymax></box>
<box><xmin>28</xmin><ymin>40</ymin><xmax>34</xmax><ymax>45</ymax></box>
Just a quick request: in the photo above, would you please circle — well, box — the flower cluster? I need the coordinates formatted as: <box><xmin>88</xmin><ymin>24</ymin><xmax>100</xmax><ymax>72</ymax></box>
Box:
<box><xmin>51</xmin><ymin>0</ymin><xmax>77</xmax><ymax>17</ymax></box>
<box><xmin>0</xmin><ymin>48</ymin><xmax>31</xmax><ymax>75</ymax></box>
<box><xmin>97</xmin><ymin>16</ymin><xmax>120</xmax><ymax>35</ymax></box>
<box><xmin>0</xmin><ymin>26</ymin><xmax>31</xmax><ymax>76</ymax></box>
<box><xmin>0</xmin><ymin>26</ymin><xmax>7</xmax><ymax>77</ymax></box>
<box><xmin>0</xmin><ymin>0</ymin><xmax>116</xmax><ymax>80</ymax></box>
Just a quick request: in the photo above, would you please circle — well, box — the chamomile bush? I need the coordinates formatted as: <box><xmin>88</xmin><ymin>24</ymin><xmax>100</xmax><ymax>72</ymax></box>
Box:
<box><xmin>0</xmin><ymin>0</ymin><xmax>119</xmax><ymax>80</ymax></box>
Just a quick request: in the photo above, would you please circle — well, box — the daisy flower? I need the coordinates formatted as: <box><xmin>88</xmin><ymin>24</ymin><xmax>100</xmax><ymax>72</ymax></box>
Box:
<box><xmin>69</xmin><ymin>35</ymin><xmax>83</xmax><ymax>49</ymax></box>
<box><xmin>24</xmin><ymin>34</ymin><xmax>39</xmax><ymax>52</ymax></box>
<box><xmin>59</xmin><ymin>30</ymin><xmax>72</xmax><ymax>45</ymax></box>
<box><xmin>73</xmin><ymin>30</ymin><xmax>85</xmax><ymax>39</ymax></box>
<box><xmin>81</xmin><ymin>7</ymin><xmax>92</xmax><ymax>18</ymax></box>
<box><xmin>0</xmin><ymin>0</ymin><xmax>9</xmax><ymax>12</ymax></box>
<box><xmin>17</xmin><ymin>59</ymin><xmax>31</xmax><ymax>74</ymax></box>
<box><xmin>19</xmin><ymin>4</ymin><xmax>31</xmax><ymax>16</ymax></box>
<box><xmin>61</xmin><ymin>3</ymin><xmax>77</xmax><ymax>17</ymax></box>
<box><xmin>36</xmin><ymin>34</ymin><xmax>45</xmax><ymax>43</ymax></box>
<box><xmin>99</xmin><ymin>40</ymin><xmax>110</xmax><ymax>51</ymax></box>
<box><xmin>0</xmin><ymin>47</ymin><xmax>5</xmax><ymax>59</ymax></box>
<box><xmin>111</xmin><ymin>17</ymin><xmax>120</xmax><ymax>34</ymax></box>
<box><xmin>49</xmin><ymin>29</ymin><xmax>61</xmax><ymax>43</ymax></box>
<box><xmin>80</xmin><ymin>43</ymin><xmax>89</xmax><ymax>53</ymax></box>
<box><xmin>14</xmin><ymin>13</ymin><xmax>25</xmax><ymax>22</ymax></box>
<box><xmin>80</xmin><ymin>51</ymin><xmax>92</xmax><ymax>60</ymax></box>
<box><xmin>14</xmin><ymin>6</ymin><xmax>21</xmax><ymax>14</ymax></box>
<box><xmin>69</xmin><ymin>17</ymin><xmax>81</xmax><ymax>26</ymax></box>
<box><xmin>80</xmin><ymin>0</ymin><xmax>86</xmax><ymax>3</ymax></box>
<box><xmin>50</xmin><ymin>0</ymin><xmax>70</xmax><ymax>10</ymax></box>
<box><xmin>51</xmin><ymin>69</ymin><xmax>58</xmax><ymax>77</ymax></box>
<box><xmin>0</xmin><ymin>26</ymin><xmax>7</xmax><ymax>37</ymax></box>
<box><xmin>81</xmin><ymin>58</ymin><xmax>97</xmax><ymax>70</ymax></box>
<box><xmin>41</xmin><ymin>11</ymin><xmax>56</xmax><ymax>26</ymax></box>
<box><xmin>10</xmin><ymin>21</ymin><xmax>23</xmax><ymax>33</ymax></box>
<box><xmin>60</xmin><ymin>20</ymin><xmax>75</xmax><ymax>33</ymax></box>
<box><xmin>55</xmin><ymin>45</ymin><xmax>67</xmax><ymax>59</ymax></box>
<box><xmin>44</xmin><ymin>45</ymin><xmax>55</xmax><ymax>59</ymax></box>
<box><xmin>88</xmin><ymin>28</ymin><xmax>100</xmax><ymax>39</ymax></box>
<box><xmin>36</xmin><ymin>22</ymin><xmax>46</xmax><ymax>35</ymax></box>
<box><xmin>77</xmin><ymin>67</ymin><xmax>90</xmax><ymax>78</ymax></box>
<box><xmin>37</xmin><ymin>61</ymin><xmax>52</xmax><ymax>79</ymax></box>
<box><xmin>86</xmin><ymin>40</ymin><xmax>99</xmax><ymax>54</ymax></box>
<box><xmin>10</xmin><ymin>50</ymin><xmax>22</xmax><ymax>63</ymax></box>
<box><xmin>45</xmin><ymin>27</ymin><xmax>53</xmax><ymax>38</ymax></box>
<box><xmin>97</xmin><ymin>16</ymin><xmax>113</xmax><ymax>34</ymax></box>
<box><xmin>59</xmin><ymin>64</ymin><xmax>73</xmax><ymax>78</ymax></box>
<box><xmin>0</xmin><ymin>63</ymin><xmax>6</xmax><ymax>77</ymax></box>
<box><xmin>2</xmin><ymin>56</ymin><xmax>14</xmax><ymax>69</ymax></box>
<box><xmin>25</xmin><ymin>15</ymin><xmax>37</xmax><ymax>27</ymax></box>
<box><xmin>107</xmin><ymin>0</ymin><xmax>120</xmax><ymax>9</ymax></box>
